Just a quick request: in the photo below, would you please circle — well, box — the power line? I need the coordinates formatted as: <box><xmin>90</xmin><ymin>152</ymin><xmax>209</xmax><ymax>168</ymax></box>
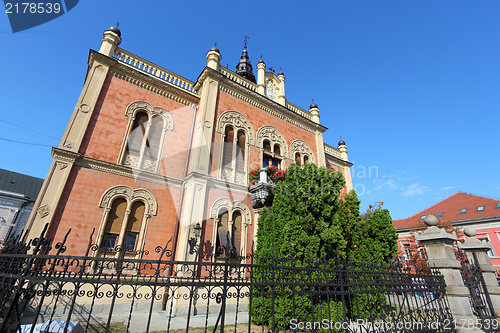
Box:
<box><xmin>0</xmin><ymin>137</ymin><xmax>53</xmax><ymax>147</ymax></box>
<box><xmin>0</xmin><ymin>118</ymin><xmax>59</xmax><ymax>140</ymax></box>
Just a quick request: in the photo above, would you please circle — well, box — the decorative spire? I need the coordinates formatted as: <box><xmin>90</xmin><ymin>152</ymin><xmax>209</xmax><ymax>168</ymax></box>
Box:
<box><xmin>338</xmin><ymin>136</ymin><xmax>346</xmax><ymax>146</ymax></box>
<box><xmin>209</xmin><ymin>42</ymin><xmax>220</xmax><ymax>53</ymax></box>
<box><xmin>106</xmin><ymin>22</ymin><xmax>121</xmax><ymax>37</ymax></box>
<box><xmin>235</xmin><ymin>35</ymin><xmax>256</xmax><ymax>83</ymax></box>
<box><xmin>309</xmin><ymin>99</ymin><xmax>318</xmax><ymax>109</ymax></box>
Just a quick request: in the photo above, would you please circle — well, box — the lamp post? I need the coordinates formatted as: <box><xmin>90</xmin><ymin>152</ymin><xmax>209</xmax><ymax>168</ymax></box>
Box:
<box><xmin>188</xmin><ymin>222</ymin><xmax>202</xmax><ymax>255</ymax></box>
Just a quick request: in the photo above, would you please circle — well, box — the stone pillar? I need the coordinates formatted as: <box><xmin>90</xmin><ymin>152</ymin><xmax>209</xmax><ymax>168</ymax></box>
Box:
<box><xmin>416</xmin><ymin>215</ymin><xmax>483</xmax><ymax>333</ymax></box>
<box><xmin>277</xmin><ymin>70</ymin><xmax>286</xmax><ymax>106</ymax></box>
<box><xmin>257</xmin><ymin>60</ymin><xmax>266</xmax><ymax>95</ymax></box>
<box><xmin>459</xmin><ymin>227</ymin><xmax>500</xmax><ymax>316</ymax></box>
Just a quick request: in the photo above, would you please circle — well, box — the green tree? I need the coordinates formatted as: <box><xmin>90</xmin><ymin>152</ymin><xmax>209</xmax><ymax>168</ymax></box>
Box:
<box><xmin>251</xmin><ymin>163</ymin><xmax>398</xmax><ymax>328</ymax></box>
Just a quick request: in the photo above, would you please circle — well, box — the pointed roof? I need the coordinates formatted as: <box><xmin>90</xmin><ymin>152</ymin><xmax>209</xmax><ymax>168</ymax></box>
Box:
<box><xmin>393</xmin><ymin>192</ymin><xmax>500</xmax><ymax>230</ymax></box>
<box><xmin>235</xmin><ymin>39</ymin><xmax>256</xmax><ymax>84</ymax></box>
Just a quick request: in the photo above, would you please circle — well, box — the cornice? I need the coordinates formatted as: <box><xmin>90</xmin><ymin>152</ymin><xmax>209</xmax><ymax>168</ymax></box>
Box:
<box><xmin>52</xmin><ymin>147</ymin><xmax>80</xmax><ymax>162</ymax></box>
<box><xmin>88</xmin><ymin>50</ymin><xmax>200</xmax><ymax>108</ymax></box>
<box><xmin>195</xmin><ymin>67</ymin><xmax>328</xmax><ymax>135</ymax></box>
<box><xmin>52</xmin><ymin>147</ymin><xmax>182</xmax><ymax>188</ymax></box>
<box><xmin>326</xmin><ymin>154</ymin><xmax>353</xmax><ymax>168</ymax></box>
<box><xmin>184</xmin><ymin>171</ymin><xmax>250</xmax><ymax>195</ymax></box>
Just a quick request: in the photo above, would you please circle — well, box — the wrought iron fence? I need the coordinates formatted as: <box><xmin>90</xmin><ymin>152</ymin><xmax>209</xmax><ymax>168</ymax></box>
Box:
<box><xmin>0</xmin><ymin>225</ymin><xmax>456</xmax><ymax>333</ymax></box>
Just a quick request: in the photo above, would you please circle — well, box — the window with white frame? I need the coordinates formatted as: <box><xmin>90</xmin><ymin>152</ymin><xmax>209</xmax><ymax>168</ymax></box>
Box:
<box><xmin>120</xmin><ymin>101</ymin><xmax>173</xmax><ymax>173</ymax></box>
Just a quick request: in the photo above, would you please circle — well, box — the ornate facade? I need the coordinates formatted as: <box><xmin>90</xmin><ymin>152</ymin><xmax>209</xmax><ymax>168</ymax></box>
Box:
<box><xmin>26</xmin><ymin>26</ymin><xmax>353</xmax><ymax>261</ymax></box>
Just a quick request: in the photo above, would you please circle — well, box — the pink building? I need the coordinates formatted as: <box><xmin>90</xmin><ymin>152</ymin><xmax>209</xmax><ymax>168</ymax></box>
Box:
<box><xmin>394</xmin><ymin>192</ymin><xmax>500</xmax><ymax>269</ymax></box>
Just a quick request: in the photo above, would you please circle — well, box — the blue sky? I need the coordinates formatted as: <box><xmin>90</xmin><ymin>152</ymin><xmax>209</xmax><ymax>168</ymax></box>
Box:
<box><xmin>1</xmin><ymin>1</ymin><xmax>499</xmax><ymax>220</ymax></box>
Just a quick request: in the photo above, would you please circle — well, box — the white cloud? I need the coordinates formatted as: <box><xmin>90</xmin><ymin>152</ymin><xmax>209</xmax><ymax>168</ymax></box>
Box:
<box><xmin>441</xmin><ymin>186</ymin><xmax>457</xmax><ymax>191</ymax></box>
<box><xmin>402</xmin><ymin>183</ymin><xmax>431</xmax><ymax>197</ymax></box>
<box><xmin>374</xmin><ymin>179</ymin><xmax>399</xmax><ymax>191</ymax></box>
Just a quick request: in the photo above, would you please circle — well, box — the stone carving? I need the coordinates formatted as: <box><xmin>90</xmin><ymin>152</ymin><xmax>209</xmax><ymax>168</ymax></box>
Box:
<box><xmin>216</xmin><ymin>111</ymin><xmax>255</xmax><ymax>145</ymax></box>
<box><xmin>256</xmin><ymin>126</ymin><xmax>288</xmax><ymax>156</ymax></box>
<box><xmin>290</xmin><ymin>140</ymin><xmax>316</xmax><ymax>164</ymax></box>
<box><xmin>38</xmin><ymin>204</ymin><xmax>50</xmax><ymax>218</ymax></box>
<box><xmin>79</xmin><ymin>103</ymin><xmax>90</xmax><ymax>113</ymax></box>
<box><xmin>210</xmin><ymin>198</ymin><xmax>252</xmax><ymax>226</ymax></box>
<box><xmin>99</xmin><ymin>185</ymin><xmax>158</xmax><ymax>215</ymax></box>
<box><xmin>235</xmin><ymin>172</ymin><xmax>246</xmax><ymax>185</ymax></box>
<box><xmin>222</xmin><ymin>169</ymin><xmax>232</xmax><ymax>182</ymax></box>
<box><xmin>57</xmin><ymin>162</ymin><xmax>68</xmax><ymax>170</ymax></box>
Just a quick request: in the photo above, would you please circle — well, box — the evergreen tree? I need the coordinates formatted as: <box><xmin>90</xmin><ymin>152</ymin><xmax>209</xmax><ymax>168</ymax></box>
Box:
<box><xmin>251</xmin><ymin>163</ymin><xmax>398</xmax><ymax>328</ymax></box>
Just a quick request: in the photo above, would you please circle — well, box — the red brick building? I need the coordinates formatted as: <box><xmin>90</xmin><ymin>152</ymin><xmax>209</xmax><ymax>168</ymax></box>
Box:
<box><xmin>26</xmin><ymin>26</ymin><xmax>353</xmax><ymax>262</ymax></box>
<box><xmin>394</xmin><ymin>192</ymin><xmax>500</xmax><ymax>269</ymax></box>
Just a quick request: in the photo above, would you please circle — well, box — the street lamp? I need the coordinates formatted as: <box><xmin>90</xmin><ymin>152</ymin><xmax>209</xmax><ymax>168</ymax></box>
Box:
<box><xmin>188</xmin><ymin>222</ymin><xmax>202</xmax><ymax>254</ymax></box>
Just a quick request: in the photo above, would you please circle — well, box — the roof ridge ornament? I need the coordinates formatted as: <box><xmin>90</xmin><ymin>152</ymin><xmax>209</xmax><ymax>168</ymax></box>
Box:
<box><xmin>235</xmin><ymin>35</ymin><xmax>256</xmax><ymax>83</ymax></box>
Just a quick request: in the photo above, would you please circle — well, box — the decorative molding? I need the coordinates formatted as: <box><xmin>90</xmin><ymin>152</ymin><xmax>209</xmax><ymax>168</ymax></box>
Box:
<box><xmin>256</xmin><ymin>125</ymin><xmax>288</xmax><ymax>156</ymax></box>
<box><xmin>37</xmin><ymin>204</ymin><xmax>50</xmax><ymax>218</ymax></box>
<box><xmin>52</xmin><ymin>148</ymin><xmax>183</xmax><ymax>188</ymax></box>
<box><xmin>56</xmin><ymin>162</ymin><xmax>68</xmax><ymax>170</ymax></box>
<box><xmin>210</xmin><ymin>198</ymin><xmax>232</xmax><ymax>218</ymax></box>
<box><xmin>89</xmin><ymin>50</ymin><xmax>199</xmax><ymax>107</ymax></box>
<box><xmin>52</xmin><ymin>147</ymin><xmax>79</xmax><ymax>163</ymax></box>
<box><xmin>111</xmin><ymin>70</ymin><xmax>197</xmax><ymax>108</ymax></box>
<box><xmin>79</xmin><ymin>103</ymin><xmax>90</xmax><ymax>113</ymax></box>
<box><xmin>209</xmin><ymin>198</ymin><xmax>252</xmax><ymax>226</ymax></box>
<box><xmin>99</xmin><ymin>185</ymin><xmax>158</xmax><ymax>216</ymax></box>
<box><xmin>216</xmin><ymin>111</ymin><xmax>255</xmax><ymax>145</ymax></box>
<box><xmin>125</xmin><ymin>101</ymin><xmax>174</xmax><ymax>131</ymax></box>
<box><xmin>290</xmin><ymin>140</ymin><xmax>316</xmax><ymax>164</ymax></box>
<box><xmin>196</xmin><ymin>68</ymin><xmax>327</xmax><ymax>135</ymax></box>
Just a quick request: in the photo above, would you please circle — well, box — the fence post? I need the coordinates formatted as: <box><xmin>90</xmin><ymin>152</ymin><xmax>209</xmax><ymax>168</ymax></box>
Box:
<box><xmin>416</xmin><ymin>215</ymin><xmax>482</xmax><ymax>333</ymax></box>
<box><xmin>459</xmin><ymin>227</ymin><xmax>500</xmax><ymax>317</ymax></box>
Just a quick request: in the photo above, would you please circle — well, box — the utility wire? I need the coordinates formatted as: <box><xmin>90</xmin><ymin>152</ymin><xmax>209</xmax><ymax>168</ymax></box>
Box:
<box><xmin>0</xmin><ymin>118</ymin><xmax>59</xmax><ymax>140</ymax></box>
<box><xmin>0</xmin><ymin>137</ymin><xmax>53</xmax><ymax>147</ymax></box>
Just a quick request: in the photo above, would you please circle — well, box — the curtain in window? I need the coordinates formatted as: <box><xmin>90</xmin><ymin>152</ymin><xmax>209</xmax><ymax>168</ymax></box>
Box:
<box><xmin>103</xmin><ymin>198</ymin><xmax>127</xmax><ymax>250</ymax></box>
<box><xmin>222</xmin><ymin>127</ymin><xmax>234</xmax><ymax>169</ymax></box>
<box><xmin>236</xmin><ymin>130</ymin><xmax>246</xmax><ymax>173</ymax></box>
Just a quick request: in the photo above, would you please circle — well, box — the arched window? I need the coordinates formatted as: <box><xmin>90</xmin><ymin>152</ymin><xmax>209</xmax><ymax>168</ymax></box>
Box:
<box><xmin>290</xmin><ymin>140</ymin><xmax>316</xmax><ymax>166</ymax></box>
<box><xmin>217</xmin><ymin>112</ymin><xmax>254</xmax><ymax>185</ymax></box>
<box><xmin>210</xmin><ymin>199</ymin><xmax>252</xmax><ymax>260</ymax></box>
<box><xmin>120</xmin><ymin>101</ymin><xmax>174</xmax><ymax>173</ymax></box>
<box><xmin>98</xmin><ymin>185</ymin><xmax>158</xmax><ymax>257</ymax></box>
<box><xmin>257</xmin><ymin>126</ymin><xmax>287</xmax><ymax>170</ymax></box>
<box><xmin>101</xmin><ymin>199</ymin><xmax>146</xmax><ymax>252</ymax></box>
<box><xmin>215</xmin><ymin>210</ymin><xmax>243</xmax><ymax>258</ymax></box>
